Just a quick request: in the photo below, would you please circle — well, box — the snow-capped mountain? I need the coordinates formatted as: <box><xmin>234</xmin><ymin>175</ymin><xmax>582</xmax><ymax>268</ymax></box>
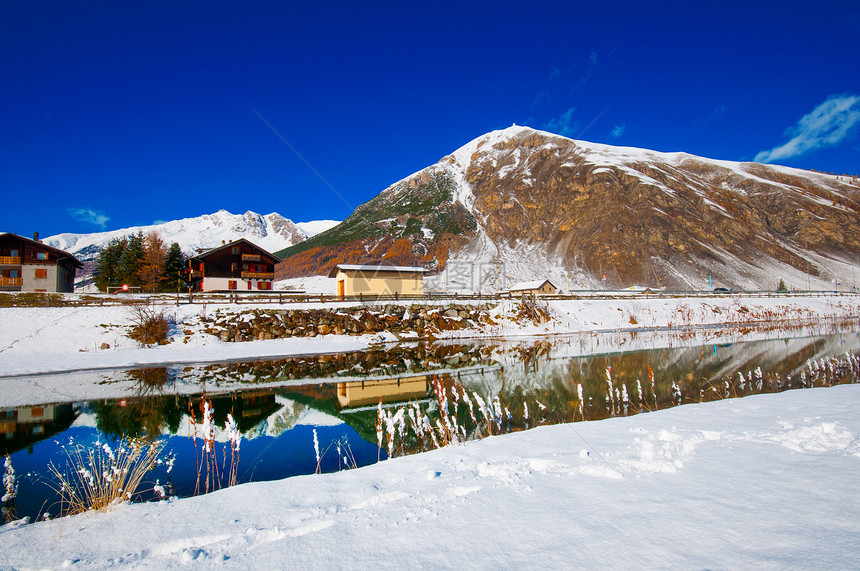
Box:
<box><xmin>45</xmin><ymin>210</ymin><xmax>339</xmax><ymax>290</ymax></box>
<box><xmin>277</xmin><ymin>125</ymin><xmax>860</xmax><ymax>291</ymax></box>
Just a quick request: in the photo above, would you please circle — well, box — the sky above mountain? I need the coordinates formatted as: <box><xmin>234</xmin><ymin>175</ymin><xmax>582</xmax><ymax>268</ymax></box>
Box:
<box><xmin>2</xmin><ymin>1</ymin><xmax>859</xmax><ymax>237</ymax></box>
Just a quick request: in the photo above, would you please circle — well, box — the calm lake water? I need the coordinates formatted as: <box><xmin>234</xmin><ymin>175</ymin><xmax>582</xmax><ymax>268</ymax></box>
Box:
<box><xmin>3</xmin><ymin>323</ymin><xmax>859</xmax><ymax>522</ymax></box>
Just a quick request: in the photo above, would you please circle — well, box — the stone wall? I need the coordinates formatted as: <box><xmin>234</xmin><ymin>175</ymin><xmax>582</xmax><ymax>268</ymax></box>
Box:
<box><xmin>198</xmin><ymin>303</ymin><xmax>498</xmax><ymax>342</ymax></box>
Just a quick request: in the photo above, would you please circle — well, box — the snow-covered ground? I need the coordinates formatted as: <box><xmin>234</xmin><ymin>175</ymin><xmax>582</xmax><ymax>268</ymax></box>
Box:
<box><xmin>275</xmin><ymin>275</ymin><xmax>336</xmax><ymax>293</ymax></box>
<box><xmin>2</xmin><ymin>294</ymin><xmax>859</xmax><ymax>568</ymax></box>
<box><xmin>2</xmin><ymin>384</ymin><xmax>858</xmax><ymax>569</ymax></box>
<box><xmin>0</xmin><ymin>293</ymin><xmax>857</xmax><ymax>377</ymax></box>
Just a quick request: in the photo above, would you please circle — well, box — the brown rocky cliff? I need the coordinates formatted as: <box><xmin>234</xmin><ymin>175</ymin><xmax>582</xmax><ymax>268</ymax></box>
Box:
<box><xmin>456</xmin><ymin>128</ymin><xmax>860</xmax><ymax>288</ymax></box>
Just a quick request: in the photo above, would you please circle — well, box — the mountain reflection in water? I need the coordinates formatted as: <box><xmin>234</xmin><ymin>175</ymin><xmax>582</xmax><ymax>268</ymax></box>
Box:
<box><xmin>3</xmin><ymin>324</ymin><xmax>858</xmax><ymax>523</ymax></box>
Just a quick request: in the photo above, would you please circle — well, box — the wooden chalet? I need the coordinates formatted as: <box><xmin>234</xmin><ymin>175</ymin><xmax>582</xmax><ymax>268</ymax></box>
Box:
<box><xmin>0</xmin><ymin>232</ymin><xmax>83</xmax><ymax>293</ymax></box>
<box><xmin>187</xmin><ymin>238</ymin><xmax>282</xmax><ymax>292</ymax></box>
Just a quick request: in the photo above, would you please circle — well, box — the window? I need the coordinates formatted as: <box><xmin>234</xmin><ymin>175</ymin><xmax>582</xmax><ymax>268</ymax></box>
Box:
<box><xmin>232</xmin><ymin>247</ymin><xmax>239</xmax><ymax>255</ymax></box>
<box><xmin>9</xmin><ymin>270</ymin><xmax>18</xmax><ymax>279</ymax></box>
<box><xmin>231</xmin><ymin>263</ymin><xmax>237</xmax><ymax>272</ymax></box>
<box><xmin>32</xmin><ymin>406</ymin><xmax>43</xmax><ymax>417</ymax></box>
<box><xmin>228</xmin><ymin>280</ymin><xmax>237</xmax><ymax>290</ymax></box>
<box><xmin>35</xmin><ymin>252</ymin><xmax>47</xmax><ymax>261</ymax></box>
<box><xmin>258</xmin><ymin>281</ymin><xmax>271</xmax><ymax>291</ymax></box>
<box><xmin>10</xmin><ymin>249</ymin><xmax>18</xmax><ymax>257</ymax></box>
<box><xmin>35</xmin><ymin>268</ymin><xmax>47</xmax><ymax>279</ymax></box>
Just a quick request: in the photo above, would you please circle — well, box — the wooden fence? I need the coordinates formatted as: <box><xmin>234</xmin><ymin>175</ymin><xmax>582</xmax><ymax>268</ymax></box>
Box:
<box><xmin>4</xmin><ymin>288</ymin><xmax>858</xmax><ymax>308</ymax></box>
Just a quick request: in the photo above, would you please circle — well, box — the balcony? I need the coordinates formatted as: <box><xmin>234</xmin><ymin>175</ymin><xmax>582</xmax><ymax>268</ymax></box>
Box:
<box><xmin>241</xmin><ymin>271</ymin><xmax>274</xmax><ymax>280</ymax></box>
<box><xmin>242</xmin><ymin>254</ymin><xmax>261</xmax><ymax>262</ymax></box>
<box><xmin>0</xmin><ymin>277</ymin><xmax>23</xmax><ymax>286</ymax></box>
<box><xmin>0</xmin><ymin>256</ymin><xmax>21</xmax><ymax>265</ymax></box>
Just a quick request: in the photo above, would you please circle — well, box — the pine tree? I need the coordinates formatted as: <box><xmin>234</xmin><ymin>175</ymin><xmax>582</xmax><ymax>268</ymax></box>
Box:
<box><xmin>139</xmin><ymin>231</ymin><xmax>167</xmax><ymax>293</ymax></box>
<box><xmin>777</xmin><ymin>278</ymin><xmax>788</xmax><ymax>292</ymax></box>
<box><xmin>119</xmin><ymin>231</ymin><xmax>146</xmax><ymax>287</ymax></box>
<box><xmin>93</xmin><ymin>237</ymin><xmax>127</xmax><ymax>292</ymax></box>
<box><xmin>160</xmin><ymin>242</ymin><xmax>186</xmax><ymax>292</ymax></box>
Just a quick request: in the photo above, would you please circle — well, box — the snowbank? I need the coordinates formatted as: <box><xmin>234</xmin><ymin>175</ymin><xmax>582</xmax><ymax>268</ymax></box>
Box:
<box><xmin>1</xmin><ymin>384</ymin><xmax>858</xmax><ymax>568</ymax></box>
<box><xmin>0</xmin><ymin>294</ymin><xmax>857</xmax><ymax>377</ymax></box>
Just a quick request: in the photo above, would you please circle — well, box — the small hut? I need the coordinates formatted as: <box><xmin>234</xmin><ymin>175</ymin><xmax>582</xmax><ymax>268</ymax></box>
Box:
<box><xmin>328</xmin><ymin>264</ymin><xmax>428</xmax><ymax>296</ymax></box>
<box><xmin>507</xmin><ymin>279</ymin><xmax>558</xmax><ymax>296</ymax></box>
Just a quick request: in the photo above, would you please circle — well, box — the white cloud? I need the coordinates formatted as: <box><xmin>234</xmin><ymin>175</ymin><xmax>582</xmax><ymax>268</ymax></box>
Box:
<box><xmin>68</xmin><ymin>208</ymin><xmax>110</xmax><ymax>230</ymax></box>
<box><xmin>610</xmin><ymin>124</ymin><xmax>626</xmax><ymax>138</ymax></box>
<box><xmin>755</xmin><ymin>94</ymin><xmax>860</xmax><ymax>163</ymax></box>
<box><xmin>543</xmin><ymin>106</ymin><xmax>579</xmax><ymax>137</ymax></box>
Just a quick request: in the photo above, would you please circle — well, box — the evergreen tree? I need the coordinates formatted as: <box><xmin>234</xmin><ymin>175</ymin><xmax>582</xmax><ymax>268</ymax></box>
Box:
<box><xmin>139</xmin><ymin>231</ymin><xmax>167</xmax><ymax>292</ymax></box>
<box><xmin>119</xmin><ymin>231</ymin><xmax>145</xmax><ymax>287</ymax></box>
<box><xmin>160</xmin><ymin>242</ymin><xmax>186</xmax><ymax>292</ymax></box>
<box><xmin>777</xmin><ymin>278</ymin><xmax>788</xmax><ymax>292</ymax></box>
<box><xmin>93</xmin><ymin>237</ymin><xmax>127</xmax><ymax>292</ymax></box>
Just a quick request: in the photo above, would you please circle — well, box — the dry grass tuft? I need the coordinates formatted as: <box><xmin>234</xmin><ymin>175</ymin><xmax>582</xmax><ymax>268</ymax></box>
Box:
<box><xmin>128</xmin><ymin>306</ymin><xmax>173</xmax><ymax>346</ymax></box>
<box><xmin>46</xmin><ymin>437</ymin><xmax>162</xmax><ymax>517</ymax></box>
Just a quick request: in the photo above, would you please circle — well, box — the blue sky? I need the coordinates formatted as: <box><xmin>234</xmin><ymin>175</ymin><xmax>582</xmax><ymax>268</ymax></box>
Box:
<box><xmin>2</xmin><ymin>1</ymin><xmax>859</xmax><ymax>237</ymax></box>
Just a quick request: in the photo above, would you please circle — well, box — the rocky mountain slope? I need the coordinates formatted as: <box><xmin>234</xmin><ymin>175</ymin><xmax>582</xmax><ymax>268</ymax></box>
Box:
<box><xmin>276</xmin><ymin>126</ymin><xmax>860</xmax><ymax>292</ymax></box>
<box><xmin>45</xmin><ymin>210</ymin><xmax>338</xmax><ymax>290</ymax></box>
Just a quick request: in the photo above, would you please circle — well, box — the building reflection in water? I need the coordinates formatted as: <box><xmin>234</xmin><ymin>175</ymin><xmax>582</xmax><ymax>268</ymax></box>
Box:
<box><xmin>1</xmin><ymin>403</ymin><xmax>77</xmax><ymax>455</ymax></box>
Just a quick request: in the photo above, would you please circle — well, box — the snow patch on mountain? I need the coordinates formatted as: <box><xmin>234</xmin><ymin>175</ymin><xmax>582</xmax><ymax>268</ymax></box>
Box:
<box><xmin>295</xmin><ymin>220</ymin><xmax>340</xmax><ymax>237</ymax></box>
<box><xmin>425</xmin><ymin>227</ymin><xmax>589</xmax><ymax>293</ymax></box>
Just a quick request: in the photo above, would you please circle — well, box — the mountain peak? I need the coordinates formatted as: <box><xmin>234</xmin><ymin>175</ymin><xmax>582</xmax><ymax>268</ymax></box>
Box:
<box><xmin>278</xmin><ymin>127</ymin><xmax>860</xmax><ymax>291</ymax></box>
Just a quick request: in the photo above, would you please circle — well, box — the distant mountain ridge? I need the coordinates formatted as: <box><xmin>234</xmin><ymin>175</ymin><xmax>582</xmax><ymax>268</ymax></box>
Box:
<box><xmin>44</xmin><ymin>210</ymin><xmax>339</xmax><ymax>290</ymax></box>
<box><xmin>276</xmin><ymin>126</ymin><xmax>860</xmax><ymax>292</ymax></box>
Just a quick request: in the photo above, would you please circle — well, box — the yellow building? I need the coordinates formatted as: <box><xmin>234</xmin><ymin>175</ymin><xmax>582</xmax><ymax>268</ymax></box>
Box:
<box><xmin>329</xmin><ymin>264</ymin><xmax>428</xmax><ymax>297</ymax></box>
<box><xmin>336</xmin><ymin>375</ymin><xmax>431</xmax><ymax>408</ymax></box>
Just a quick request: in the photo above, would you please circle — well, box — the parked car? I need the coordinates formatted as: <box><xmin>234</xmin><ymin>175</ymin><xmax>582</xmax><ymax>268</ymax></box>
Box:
<box><xmin>713</xmin><ymin>287</ymin><xmax>732</xmax><ymax>293</ymax></box>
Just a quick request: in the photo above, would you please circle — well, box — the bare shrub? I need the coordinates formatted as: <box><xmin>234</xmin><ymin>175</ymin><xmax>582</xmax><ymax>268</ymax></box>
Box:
<box><xmin>128</xmin><ymin>306</ymin><xmax>173</xmax><ymax>346</ymax></box>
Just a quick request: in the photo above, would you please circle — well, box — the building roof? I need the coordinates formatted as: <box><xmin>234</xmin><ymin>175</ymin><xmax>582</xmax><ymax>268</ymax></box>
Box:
<box><xmin>189</xmin><ymin>238</ymin><xmax>282</xmax><ymax>262</ymax></box>
<box><xmin>328</xmin><ymin>264</ymin><xmax>430</xmax><ymax>278</ymax></box>
<box><xmin>509</xmin><ymin>279</ymin><xmax>556</xmax><ymax>292</ymax></box>
<box><xmin>0</xmin><ymin>232</ymin><xmax>83</xmax><ymax>268</ymax></box>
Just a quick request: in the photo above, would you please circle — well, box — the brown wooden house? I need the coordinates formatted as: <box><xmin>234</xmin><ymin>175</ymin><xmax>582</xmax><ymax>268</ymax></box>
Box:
<box><xmin>187</xmin><ymin>239</ymin><xmax>281</xmax><ymax>292</ymax></box>
<box><xmin>0</xmin><ymin>232</ymin><xmax>83</xmax><ymax>293</ymax></box>
<box><xmin>507</xmin><ymin>279</ymin><xmax>558</xmax><ymax>296</ymax></box>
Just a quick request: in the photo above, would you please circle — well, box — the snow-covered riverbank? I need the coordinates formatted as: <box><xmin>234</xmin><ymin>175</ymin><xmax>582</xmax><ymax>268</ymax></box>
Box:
<box><xmin>1</xmin><ymin>293</ymin><xmax>857</xmax><ymax>377</ymax></box>
<box><xmin>2</xmin><ymin>384</ymin><xmax>859</xmax><ymax>569</ymax></box>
